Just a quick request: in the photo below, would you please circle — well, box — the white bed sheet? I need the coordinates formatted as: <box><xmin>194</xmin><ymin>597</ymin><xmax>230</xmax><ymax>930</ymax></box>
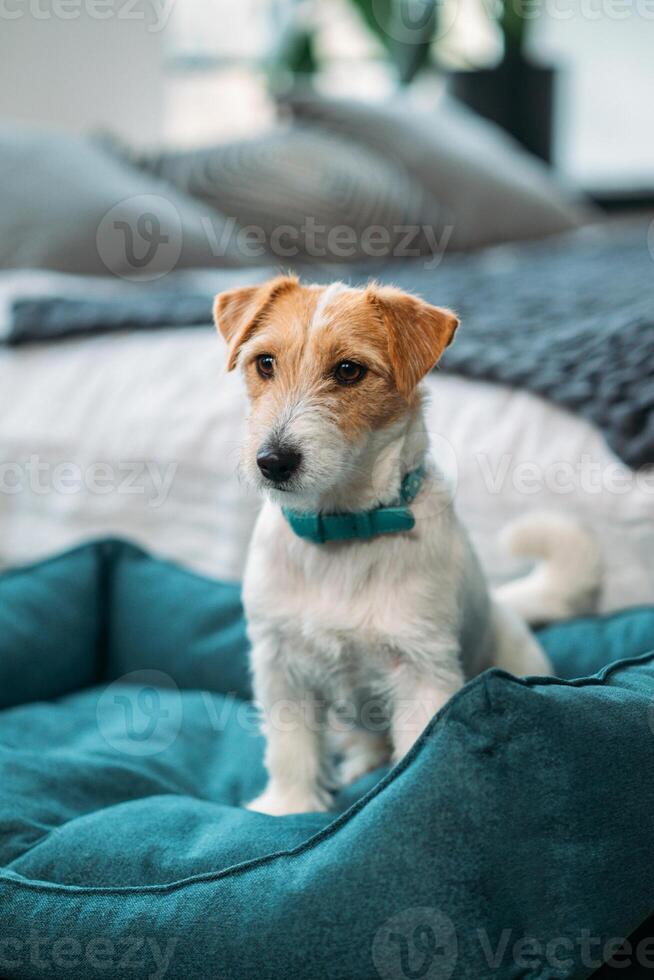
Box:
<box><xmin>0</xmin><ymin>327</ymin><xmax>652</xmax><ymax>611</ymax></box>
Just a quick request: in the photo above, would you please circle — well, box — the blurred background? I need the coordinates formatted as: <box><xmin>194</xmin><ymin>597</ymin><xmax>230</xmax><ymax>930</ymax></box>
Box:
<box><xmin>2</xmin><ymin>0</ymin><xmax>653</xmax><ymax>201</ymax></box>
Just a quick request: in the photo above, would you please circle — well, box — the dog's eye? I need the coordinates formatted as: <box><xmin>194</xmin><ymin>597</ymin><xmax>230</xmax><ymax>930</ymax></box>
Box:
<box><xmin>256</xmin><ymin>354</ymin><xmax>275</xmax><ymax>379</ymax></box>
<box><xmin>334</xmin><ymin>361</ymin><xmax>366</xmax><ymax>386</ymax></box>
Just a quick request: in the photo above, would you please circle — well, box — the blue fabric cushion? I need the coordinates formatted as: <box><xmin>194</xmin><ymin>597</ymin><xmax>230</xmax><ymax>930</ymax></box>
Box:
<box><xmin>1</xmin><ymin>540</ymin><xmax>653</xmax><ymax>980</ymax></box>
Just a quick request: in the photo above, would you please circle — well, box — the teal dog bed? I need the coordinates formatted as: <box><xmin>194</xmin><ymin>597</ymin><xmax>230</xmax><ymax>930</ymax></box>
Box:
<box><xmin>1</xmin><ymin>540</ymin><xmax>654</xmax><ymax>980</ymax></box>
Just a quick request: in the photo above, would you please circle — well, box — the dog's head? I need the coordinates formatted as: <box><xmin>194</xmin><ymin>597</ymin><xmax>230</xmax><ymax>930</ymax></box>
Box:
<box><xmin>214</xmin><ymin>276</ymin><xmax>458</xmax><ymax>508</ymax></box>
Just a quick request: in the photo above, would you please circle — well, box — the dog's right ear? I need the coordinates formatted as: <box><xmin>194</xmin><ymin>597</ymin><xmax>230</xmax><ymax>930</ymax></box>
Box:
<box><xmin>213</xmin><ymin>275</ymin><xmax>298</xmax><ymax>371</ymax></box>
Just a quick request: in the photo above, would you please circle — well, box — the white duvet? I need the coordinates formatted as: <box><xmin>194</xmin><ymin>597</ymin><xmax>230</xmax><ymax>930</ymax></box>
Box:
<box><xmin>1</xmin><ymin>326</ymin><xmax>652</xmax><ymax>612</ymax></box>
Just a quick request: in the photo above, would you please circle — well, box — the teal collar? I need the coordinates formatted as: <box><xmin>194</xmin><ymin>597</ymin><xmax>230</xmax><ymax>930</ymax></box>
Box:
<box><xmin>282</xmin><ymin>466</ymin><xmax>426</xmax><ymax>544</ymax></box>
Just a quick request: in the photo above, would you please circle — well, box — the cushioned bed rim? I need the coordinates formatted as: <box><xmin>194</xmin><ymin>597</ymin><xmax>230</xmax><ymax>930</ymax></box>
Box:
<box><xmin>1</xmin><ymin>645</ymin><xmax>653</xmax><ymax>897</ymax></box>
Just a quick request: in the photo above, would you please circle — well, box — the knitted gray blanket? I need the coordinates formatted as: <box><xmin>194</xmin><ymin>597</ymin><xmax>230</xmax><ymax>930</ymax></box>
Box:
<box><xmin>365</xmin><ymin>223</ymin><xmax>654</xmax><ymax>470</ymax></box>
<box><xmin>7</xmin><ymin>222</ymin><xmax>653</xmax><ymax>469</ymax></box>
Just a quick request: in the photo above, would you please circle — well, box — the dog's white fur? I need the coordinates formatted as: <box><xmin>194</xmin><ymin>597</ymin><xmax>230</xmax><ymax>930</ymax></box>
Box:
<box><xmin>214</xmin><ymin>278</ymin><xmax>602</xmax><ymax>816</ymax></box>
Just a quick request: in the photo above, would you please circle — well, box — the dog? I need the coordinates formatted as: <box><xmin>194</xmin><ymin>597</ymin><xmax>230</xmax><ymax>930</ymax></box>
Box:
<box><xmin>214</xmin><ymin>275</ymin><xmax>602</xmax><ymax>816</ymax></box>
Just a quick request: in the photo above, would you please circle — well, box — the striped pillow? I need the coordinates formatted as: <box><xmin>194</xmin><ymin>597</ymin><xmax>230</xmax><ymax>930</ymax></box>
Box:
<box><xmin>134</xmin><ymin>126</ymin><xmax>446</xmax><ymax>264</ymax></box>
<box><xmin>280</xmin><ymin>92</ymin><xmax>590</xmax><ymax>250</ymax></box>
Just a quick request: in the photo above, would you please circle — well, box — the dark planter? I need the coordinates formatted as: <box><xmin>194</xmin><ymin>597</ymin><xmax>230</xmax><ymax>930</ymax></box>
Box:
<box><xmin>448</xmin><ymin>59</ymin><xmax>556</xmax><ymax>164</ymax></box>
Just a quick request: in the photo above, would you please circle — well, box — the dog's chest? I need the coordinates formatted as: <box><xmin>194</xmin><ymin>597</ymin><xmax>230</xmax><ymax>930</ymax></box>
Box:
<box><xmin>244</xmin><ymin>519</ymin><xmax>425</xmax><ymax>681</ymax></box>
<box><xmin>257</xmin><ymin>547</ymin><xmax>405</xmax><ymax>641</ymax></box>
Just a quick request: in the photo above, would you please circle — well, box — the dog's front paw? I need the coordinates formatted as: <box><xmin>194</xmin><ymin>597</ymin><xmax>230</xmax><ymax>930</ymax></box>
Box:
<box><xmin>246</xmin><ymin>784</ymin><xmax>332</xmax><ymax>816</ymax></box>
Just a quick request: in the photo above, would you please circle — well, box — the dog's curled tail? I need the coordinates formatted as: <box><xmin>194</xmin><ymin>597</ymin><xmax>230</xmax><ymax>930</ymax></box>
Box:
<box><xmin>493</xmin><ymin>512</ymin><xmax>603</xmax><ymax>626</ymax></box>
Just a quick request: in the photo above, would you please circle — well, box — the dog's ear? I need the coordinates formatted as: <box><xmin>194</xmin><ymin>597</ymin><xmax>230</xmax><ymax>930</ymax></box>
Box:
<box><xmin>213</xmin><ymin>275</ymin><xmax>299</xmax><ymax>371</ymax></box>
<box><xmin>366</xmin><ymin>284</ymin><xmax>458</xmax><ymax>398</ymax></box>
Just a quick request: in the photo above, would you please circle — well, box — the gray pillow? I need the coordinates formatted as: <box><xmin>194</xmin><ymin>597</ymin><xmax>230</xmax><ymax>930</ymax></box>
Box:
<box><xmin>131</xmin><ymin>126</ymin><xmax>446</xmax><ymax>264</ymax></box>
<box><xmin>280</xmin><ymin>92</ymin><xmax>593</xmax><ymax>251</ymax></box>
<box><xmin>0</xmin><ymin>127</ymin><xmax>249</xmax><ymax>278</ymax></box>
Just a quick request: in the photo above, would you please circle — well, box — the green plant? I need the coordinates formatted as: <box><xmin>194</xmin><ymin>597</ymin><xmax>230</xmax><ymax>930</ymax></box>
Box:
<box><xmin>273</xmin><ymin>21</ymin><xmax>320</xmax><ymax>77</ymax></box>
<box><xmin>272</xmin><ymin>0</ymin><xmax>439</xmax><ymax>86</ymax></box>
<box><xmin>271</xmin><ymin>0</ymin><xmax>531</xmax><ymax>86</ymax></box>
<box><xmin>497</xmin><ymin>0</ymin><xmax>530</xmax><ymax>60</ymax></box>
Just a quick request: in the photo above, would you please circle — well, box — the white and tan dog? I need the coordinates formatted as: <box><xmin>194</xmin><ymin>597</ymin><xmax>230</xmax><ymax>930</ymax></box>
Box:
<box><xmin>214</xmin><ymin>275</ymin><xmax>601</xmax><ymax>816</ymax></box>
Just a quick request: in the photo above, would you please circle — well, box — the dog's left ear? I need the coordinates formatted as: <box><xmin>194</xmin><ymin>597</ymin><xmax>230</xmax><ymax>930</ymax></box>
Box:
<box><xmin>214</xmin><ymin>275</ymin><xmax>298</xmax><ymax>370</ymax></box>
<box><xmin>366</xmin><ymin>284</ymin><xmax>459</xmax><ymax>398</ymax></box>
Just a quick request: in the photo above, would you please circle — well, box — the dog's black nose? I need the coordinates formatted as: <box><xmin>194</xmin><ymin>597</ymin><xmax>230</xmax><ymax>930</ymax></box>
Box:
<box><xmin>256</xmin><ymin>447</ymin><xmax>302</xmax><ymax>484</ymax></box>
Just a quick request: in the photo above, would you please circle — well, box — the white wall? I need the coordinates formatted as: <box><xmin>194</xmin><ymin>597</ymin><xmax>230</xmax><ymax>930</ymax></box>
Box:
<box><xmin>533</xmin><ymin>15</ymin><xmax>654</xmax><ymax>188</ymax></box>
<box><xmin>0</xmin><ymin>0</ymin><xmax>168</xmax><ymax>145</ymax></box>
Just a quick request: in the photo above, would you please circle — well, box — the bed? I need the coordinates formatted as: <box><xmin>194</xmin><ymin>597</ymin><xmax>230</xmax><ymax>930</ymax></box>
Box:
<box><xmin>1</xmin><ymin>540</ymin><xmax>654</xmax><ymax>980</ymax></box>
<box><xmin>1</xmin><ymin>223</ymin><xmax>652</xmax><ymax>610</ymax></box>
